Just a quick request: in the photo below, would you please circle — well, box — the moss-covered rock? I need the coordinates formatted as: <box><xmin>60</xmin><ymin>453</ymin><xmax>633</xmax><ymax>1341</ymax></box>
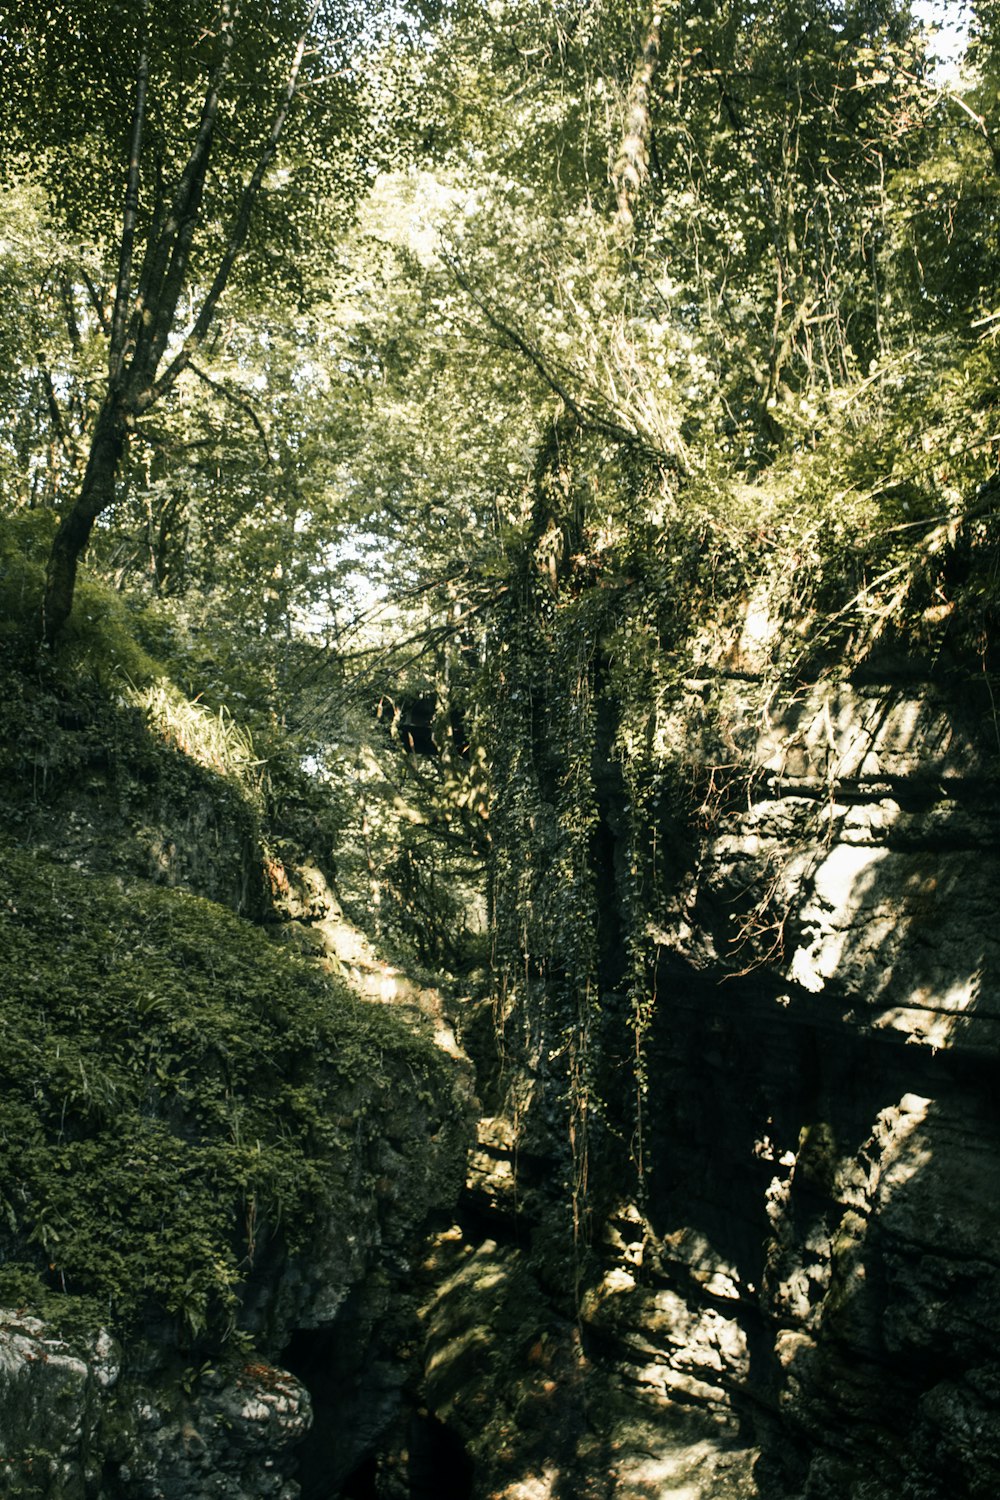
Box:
<box><xmin>0</xmin><ymin>840</ymin><xmax>467</xmax><ymax>1336</ymax></box>
<box><xmin>0</xmin><ymin>515</ymin><xmax>475</xmax><ymax>1495</ymax></box>
<box><xmin>0</xmin><ymin>840</ymin><xmax>472</xmax><ymax>1494</ymax></box>
<box><xmin>0</xmin><ymin>1311</ymin><xmax>119</xmax><ymax>1499</ymax></box>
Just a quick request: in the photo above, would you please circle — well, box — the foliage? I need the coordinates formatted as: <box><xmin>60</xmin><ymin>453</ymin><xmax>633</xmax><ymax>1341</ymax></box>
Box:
<box><xmin>0</xmin><ymin>839</ymin><xmax>457</xmax><ymax>1345</ymax></box>
<box><xmin>0</xmin><ymin>511</ymin><xmax>353</xmax><ymax>943</ymax></box>
<box><xmin>387</xmin><ymin>0</ymin><xmax>1000</xmax><ymax>1248</ymax></box>
<box><xmin>0</xmin><ymin>508</ymin><xmax>162</xmax><ymax>683</ymax></box>
<box><xmin>0</xmin><ymin>0</ymin><xmax>447</xmax><ymax>638</ymax></box>
<box><xmin>4</xmin><ymin>0</ymin><xmax>1000</xmax><ymax>1299</ymax></box>
<box><xmin>2</xmin><ymin>0</ymin><xmax>383</xmax><ymax>290</ymax></box>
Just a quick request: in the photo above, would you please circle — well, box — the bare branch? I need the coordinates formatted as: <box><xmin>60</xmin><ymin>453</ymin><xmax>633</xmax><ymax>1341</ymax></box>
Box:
<box><xmin>942</xmin><ymin>89</ymin><xmax>1000</xmax><ymax>179</ymax></box>
<box><xmin>59</xmin><ymin>275</ymin><xmax>82</xmax><ymax>352</ymax></box>
<box><xmin>79</xmin><ymin>270</ymin><xmax>111</xmax><ymax>336</ymax></box>
<box><xmin>41</xmin><ymin>367</ymin><xmax>79</xmax><ymax>465</ymax></box>
<box><xmin>188</xmin><ymin>361</ymin><xmax>273</xmax><ymax>466</ymax></box>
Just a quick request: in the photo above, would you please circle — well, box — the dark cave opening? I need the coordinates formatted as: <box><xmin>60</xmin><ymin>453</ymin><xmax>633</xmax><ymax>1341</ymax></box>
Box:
<box><xmin>282</xmin><ymin>1320</ymin><xmax>473</xmax><ymax>1500</ymax></box>
<box><xmin>340</xmin><ymin>1451</ymin><xmax>378</xmax><ymax>1498</ymax></box>
<box><xmin>340</xmin><ymin>1411</ymin><xmax>474</xmax><ymax>1499</ymax></box>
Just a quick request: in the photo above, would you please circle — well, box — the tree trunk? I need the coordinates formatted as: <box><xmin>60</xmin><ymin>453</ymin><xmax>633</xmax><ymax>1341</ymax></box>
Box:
<box><xmin>42</xmin><ymin>397</ymin><xmax>127</xmax><ymax>644</ymax></box>
<box><xmin>612</xmin><ymin>13</ymin><xmax>662</xmax><ymax>238</ymax></box>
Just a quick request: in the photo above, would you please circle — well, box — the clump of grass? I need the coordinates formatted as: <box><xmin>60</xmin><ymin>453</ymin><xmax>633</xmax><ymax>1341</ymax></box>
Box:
<box><xmin>1</xmin><ymin>514</ymin><xmax>269</xmax><ymax>815</ymax></box>
<box><xmin>126</xmin><ymin>679</ymin><xmax>269</xmax><ymax>803</ymax></box>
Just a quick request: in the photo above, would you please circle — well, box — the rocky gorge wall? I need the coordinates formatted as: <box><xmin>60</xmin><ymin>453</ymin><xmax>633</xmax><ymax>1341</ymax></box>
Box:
<box><xmin>392</xmin><ymin>654</ymin><xmax>1000</xmax><ymax>1500</ymax></box>
<box><xmin>0</xmin><ymin>922</ymin><xmax>472</xmax><ymax>1500</ymax></box>
<box><xmin>3</xmin><ymin>605</ymin><xmax>999</xmax><ymax>1500</ymax></box>
<box><xmin>0</xmin><ymin>643</ymin><xmax>475</xmax><ymax>1500</ymax></box>
<box><xmin>0</xmin><ymin>895</ymin><xmax>477</xmax><ymax>1500</ymax></box>
<box><xmin>563</xmin><ymin>661</ymin><xmax>1000</xmax><ymax>1499</ymax></box>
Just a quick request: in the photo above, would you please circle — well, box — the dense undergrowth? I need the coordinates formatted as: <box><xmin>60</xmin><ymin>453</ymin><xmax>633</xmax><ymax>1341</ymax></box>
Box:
<box><xmin>0</xmin><ymin>513</ymin><xmax>460</xmax><ymax>1357</ymax></box>
<box><xmin>0</xmin><ymin>846</ymin><xmax>413</xmax><ymax>1343</ymax></box>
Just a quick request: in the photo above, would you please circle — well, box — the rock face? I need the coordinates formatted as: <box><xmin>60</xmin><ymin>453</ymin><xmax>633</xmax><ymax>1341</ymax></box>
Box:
<box><xmin>583</xmin><ymin>666</ymin><xmax>1000</xmax><ymax>1498</ymax></box>
<box><xmin>4</xmin><ymin>646</ymin><xmax>997</xmax><ymax>1499</ymax></box>
<box><xmin>0</xmin><ymin>1064</ymin><xmax>467</xmax><ymax>1500</ymax></box>
<box><xmin>414</xmin><ymin>1230</ymin><xmax>757</xmax><ymax>1500</ymax></box>
<box><xmin>0</xmin><ymin>1024</ymin><xmax>469</xmax><ymax>1500</ymax></box>
<box><xmin>0</xmin><ymin>1311</ymin><xmax>314</xmax><ymax>1500</ymax></box>
<box><xmin>0</xmin><ymin>1313</ymin><xmax>119</xmax><ymax>1498</ymax></box>
<box><xmin>399</xmin><ymin>662</ymin><xmax>1000</xmax><ymax>1500</ymax></box>
<box><xmin>0</xmin><ymin>655</ymin><xmax>475</xmax><ymax>1499</ymax></box>
<box><xmin>115</xmin><ymin>1360</ymin><xmax>313</xmax><ymax>1500</ymax></box>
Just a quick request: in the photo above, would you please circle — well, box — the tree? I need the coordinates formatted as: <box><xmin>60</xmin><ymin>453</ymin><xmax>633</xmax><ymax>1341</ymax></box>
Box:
<box><xmin>0</xmin><ymin>0</ymin><xmax>399</xmax><ymax>640</ymax></box>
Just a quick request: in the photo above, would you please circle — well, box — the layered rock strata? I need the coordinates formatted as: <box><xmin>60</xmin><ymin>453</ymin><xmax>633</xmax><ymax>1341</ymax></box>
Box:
<box><xmin>410</xmin><ymin>664</ymin><xmax>1000</xmax><ymax>1500</ymax></box>
<box><xmin>584</xmin><ymin>667</ymin><xmax>1000</xmax><ymax>1498</ymax></box>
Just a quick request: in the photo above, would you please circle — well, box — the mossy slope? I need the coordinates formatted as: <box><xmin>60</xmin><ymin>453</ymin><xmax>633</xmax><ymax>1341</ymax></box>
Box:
<box><xmin>0</xmin><ymin>516</ymin><xmax>470</xmax><ymax>1500</ymax></box>
<box><xmin>0</xmin><ymin>841</ymin><xmax>464</xmax><ymax>1347</ymax></box>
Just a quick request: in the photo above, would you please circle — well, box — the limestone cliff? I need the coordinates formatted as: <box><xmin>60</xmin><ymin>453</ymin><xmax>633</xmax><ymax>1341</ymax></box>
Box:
<box><xmin>640</xmin><ymin>664</ymin><xmax>1000</xmax><ymax>1498</ymax></box>
<box><xmin>3</xmin><ymin>545</ymin><xmax>998</xmax><ymax>1500</ymax></box>
<box><xmin>409</xmin><ymin>651</ymin><xmax>1000</xmax><ymax>1500</ymax></box>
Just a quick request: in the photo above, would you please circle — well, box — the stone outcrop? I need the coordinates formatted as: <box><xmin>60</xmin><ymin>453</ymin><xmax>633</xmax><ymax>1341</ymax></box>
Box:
<box><xmin>414</xmin><ymin>1231</ymin><xmax>757</xmax><ymax>1500</ymax></box>
<box><xmin>573</xmin><ymin>664</ymin><xmax>1000</xmax><ymax>1499</ymax></box>
<box><xmin>0</xmin><ymin>1312</ymin><xmax>316</xmax><ymax>1500</ymax></box>
<box><xmin>0</xmin><ymin>856</ymin><xmax>471</xmax><ymax>1500</ymax></box>
<box><xmin>0</xmin><ymin>1026</ymin><xmax>469</xmax><ymax>1500</ymax></box>
<box><xmin>0</xmin><ymin>1026</ymin><xmax>468</xmax><ymax>1500</ymax></box>
<box><xmin>114</xmin><ymin>1360</ymin><xmax>312</xmax><ymax>1500</ymax></box>
<box><xmin>0</xmin><ymin>1313</ymin><xmax>119</xmax><ymax>1498</ymax></box>
<box><xmin>404</xmin><ymin>659</ymin><xmax>1000</xmax><ymax>1500</ymax></box>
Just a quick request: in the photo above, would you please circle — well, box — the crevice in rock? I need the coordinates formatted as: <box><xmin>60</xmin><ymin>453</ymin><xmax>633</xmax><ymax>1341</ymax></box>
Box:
<box><xmin>340</xmin><ymin>1452</ymin><xmax>378</xmax><ymax>1498</ymax></box>
<box><xmin>281</xmin><ymin>1315</ymin><xmax>402</xmax><ymax>1500</ymax></box>
<box><xmin>402</xmin><ymin>1410</ymin><xmax>476</xmax><ymax>1499</ymax></box>
<box><xmin>336</xmin><ymin>1406</ymin><xmax>475</xmax><ymax>1500</ymax></box>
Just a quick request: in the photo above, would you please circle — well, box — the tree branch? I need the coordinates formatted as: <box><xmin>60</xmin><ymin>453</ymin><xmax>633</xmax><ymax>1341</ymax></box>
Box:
<box><xmin>444</xmin><ymin>251</ymin><xmax>680</xmax><ymax>465</ymax></box>
<box><xmin>79</xmin><ymin>270</ymin><xmax>111</xmax><ymax>336</ymax></box>
<box><xmin>150</xmin><ymin>5</ymin><xmax>319</xmax><ymax>405</ymax></box>
<box><xmin>59</xmin><ymin>275</ymin><xmax>82</xmax><ymax>352</ymax></box>
<box><xmin>942</xmin><ymin>89</ymin><xmax>1000</xmax><ymax>180</ymax></box>
<box><xmin>188</xmin><ymin>361</ymin><xmax>273</xmax><ymax>465</ymax></box>
<box><xmin>109</xmin><ymin>0</ymin><xmax>151</xmax><ymax>386</ymax></box>
<box><xmin>612</xmin><ymin>12</ymin><xmax>663</xmax><ymax>238</ymax></box>
<box><xmin>139</xmin><ymin>0</ymin><xmax>242</xmax><ymax>388</ymax></box>
<box><xmin>41</xmin><ymin>368</ymin><xmax>79</xmax><ymax>466</ymax></box>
